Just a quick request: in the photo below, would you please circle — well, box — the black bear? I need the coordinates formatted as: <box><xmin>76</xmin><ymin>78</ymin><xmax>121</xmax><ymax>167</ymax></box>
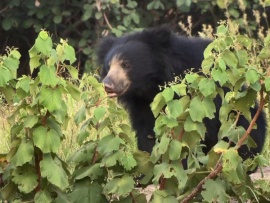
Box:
<box><xmin>97</xmin><ymin>27</ymin><xmax>266</xmax><ymax>162</ymax></box>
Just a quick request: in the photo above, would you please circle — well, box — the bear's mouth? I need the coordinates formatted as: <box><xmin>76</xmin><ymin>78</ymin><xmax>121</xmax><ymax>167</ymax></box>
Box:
<box><xmin>107</xmin><ymin>92</ymin><xmax>118</xmax><ymax>98</ymax></box>
<box><xmin>104</xmin><ymin>86</ymin><xmax>119</xmax><ymax>98</ymax></box>
<box><xmin>104</xmin><ymin>85</ymin><xmax>130</xmax><ymax>98</ymax></box>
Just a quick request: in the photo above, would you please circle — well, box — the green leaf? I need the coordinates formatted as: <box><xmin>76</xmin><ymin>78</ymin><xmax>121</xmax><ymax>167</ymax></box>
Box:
<box><xmin>171</xmin><ymin>83</ymin><xmax>186</xmax><ymax>96</ymax></box>
<box><xmin>54</xmin><ymin>15</ymin><xmax>62</xmax><ymax>24</ymax></box>
<box><xmin>258</xmin><ymin>47</ymin><xmax>270</xmax><ymax>60</ymax></box>
<box><xmin>153</xmin><ymin>162</ymin><xmax>187</xmax><ymax>189</ymax></box>
<box><xmin>169</xmin><ymin>140</ymin><xmax>182</xmax><ymax>160</ymax></box>
<box><xmin>167</xmin><ymin>100</ymin><xmax>182</xmax><ymax>118</ymax></box>
<box><xmin>222</xmin><ymin>148</ymin><xmax>243</xmax><ymax>184</ymax></box>
<box><xmin>212</xmin><ymin>68</ymin><xmax>228</xmax><ymax>86</ymax></box>
<box><xmin>216</xmin><ymin>24</ymin><xmax>228</xmax><ymax>33</ymax></box>
<box><xmin>131</xmin><ymin>11</ymin><xmax>140</xmax><ymax>24</ymax></box>
<box><xmin>33</xmin><ymin>126</ymin><xmax>61</xmax><ymax>153</ymax></box>
<box><xmin>236</xmin><ymin>35</ymin><xmax>252</xmax><ymax>49</ymax></box>
<box><xmin>74</xmin><ymin>106</ymin><xmax>86</xmax><ymax>125</ymax></box>
<box><xmin>66</xmin><ymin>81</ymin><xmax>81</xmax><ymax>101</ymax></box>
<box><xmin>171</xmin><ymin>161</ymin><xmax>188</xmax><ymax>189</ymax></box>
<box><xmin>40</xmin><ymin>154</ymin><xmax>69</xmax><ymax>190</ymax></box>
<box><xmin>202</xmin><ymin>96</ymin><xmax>216</xmax><ymax>119</ymax></box>
<box><xmin>68</xmin><ymin>180</ymin><xmax>106</xmax><ymax>203</ymax></box>
<box><xmin>0</xmin><ymin>68</ymin><xmax>12</xmax><ymax>87</ymax></box>
<box><xmin>82</xmin><ymin>4</ymin><xmax>93</xmax><ymax>21</ymax></box>
<box><xmin>3</xmin><ymin>56</ymin><xmax>19</xmax><ymax>78</ymax></box>
<box><xmin>39</xmin><ymin>87</ymin><xmax>63</xmax><ymax>112</ymax></box>
<box><xmin>162</xmin><ymin>87</ymin><xmax>174</xmax><ymax>102</ymax></box>
<box><xmin>189</xmin><ymin>96</ymin><xmax>204</xmax><ymax>122</ymax></box>
<box><xmin>39</xmin><ymin>65</ymin><xmax>59</xmax><ymax>87</ymax></box>
<box><xmin>2</xmin><ymin>18</ymin><xmax>12</xmax><ymax>30</ymax></box>
<box><xmin>151</xmin><ymin>190</ymin><xmax>178</xmax><ymax>203</ymax></box>
<box><xmin>75</xmin><ymin>164</ymin><xmax>103</xmax><ymax>180</ymax></box>
<box><xmin>34</xmin><ymin>190</ymin><xmax>52</xmax><ymax>203</ymax></box>
<box><xmin>151</xmin><ymin>92</ymin><xmax>166</xmax><ymax>118</ymax></box>
<box><xmin>202</xmin><ymin>58</ymin><xmax>214</xmax><ymax>73</ymax></box>
<box><xmin>264</xmin><ymin>77</ymin><xmax>270</xmax><ymax>92</ymax></box>
<box><xmin>0</xmin><ymin>86</ymin><xmax>15</xmax><ymax>103</ymax></box>
<box><xmin>221</xmin><ymin>50</ymin><xmax>238</xmax><ymax>69</ymax></box>
<box><xmin>217</xmin><ymin>58</ymin><xmax>226</xmax><ymax>71</ymax></box>
<box><xmin>64</xmin><ymin>45</ymin><xmax>76</xmax><ymax>64</ymax></box>
<box><xmin>95</xmin><ymin>11</ymin><xmax>102</xmax><ymax>19</ymax></box>
<box><xmin>16</xmin><ymin>76</ymin><xmax>31</xmax><ymax>93</ymax></box>
<box><xmin>151</xmin><ymin>136</ymin><xmax>170</xmax><ymax>163</ymax></box>
<box><xmin>156</xmin><ymin>136</ymin><xmax>171</xmax><ymax>155</ymax></box>
<box><xmin>236</xmin><ymin>50</ymin><xmax>248</xmax><ymax>66</ymax></box>
<box><xmin>120</xmin><ymin>153</ymin><xmax>137</xmax><ymax>171</ymax></box>
<box><xmin>66</xmin><ymin>65</ymin><xmax>79</xmax><ymax>79</ymax></box>
<box><xmin>100</xmin><ymin>151</ymin><xmax>123</xmax><ymax>167</ymax></box>
<box><xmin>12</xmin><ymin>164</ymin><xmax>38</xmax><ymax>193</ymax></box>
<box><xmin>133</xmin><ymin>151</ymin><xmax>154</xmax><ymax>184</ymax></box>
<box><xmin>170</xmin><ymin>96</ymin><xmax>189</xmax><ymax>119</ymax></box>
<box><xmin>11</xmin><ymin>138</ymin><xmax>34</xmax><ymax>166</ymax></box>
<box><xmin>10</xmin><ymin>49</ymin><xmax>21</xmax><ymax>59</ymax></box>
<box><xmin>245</xmin><ymin>68</ymin><xmax>259</xmax><ymax>84</ymax></box>
<box><xmin>68</xmin><ymin>142</ymin><xmax>96</xmax><ymax>164</ymax></box>
<box><xmin>104</xmin><ymin>175</ymin><xmax>135</xmax><ymax>198</ymax></box>
<box><xmin>199</xmin><ymin>78</ymin><xmax>216</xmax><ymax>97</ymax></box>
<box><xmin>97</xmin><ymin>135</ymin><xmax>124</xmax><ymax>155</ymax></box>
<box><xmin>94</xmin><ymin>106</ymin><xmax>106</xmax><ymax>121</ymax></box>
<box><xmin>35</xmin><ymin>30</ymin><xmax>53</xmax><ymax>56</ymax></box>
<box><xmin>213</xmin><ymin>140</ymin><xmax>230</xmax><ymax>153</ymax></box>
<box><xmin>185</xmin><ymin>73</ymin><xmax>199</xmax><ymax>84</ymax></box>
<box><xmin>24</xmin><ymin>115</ymin><xmax>39</xmax><ymax>128</ymax></box>
<box><xmin>201</xmin><ymin>178</ymin><xmax>230</xmax><ymax>202</ymax></box>
<box><xmin>0</xmin><ymin>182</ymin><xmax>17</xmax><ymax>201</ymax></box>
<box><xmin>184</xmin><ymin>116</ymin><xmax>206</xmax><ymax>137</ymax></box>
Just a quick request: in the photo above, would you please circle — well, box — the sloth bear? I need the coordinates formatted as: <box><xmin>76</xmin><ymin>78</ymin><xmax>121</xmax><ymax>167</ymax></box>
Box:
<box><xmin>97</xmin><ymin>27</ymin><xmax>266</xmax><ymax>162</ymax></box>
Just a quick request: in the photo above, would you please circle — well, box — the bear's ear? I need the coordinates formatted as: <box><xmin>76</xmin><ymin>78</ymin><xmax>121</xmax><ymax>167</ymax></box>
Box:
<box><xmin>97</xmin><ymin>36</ymin><xmax>116</xmax><ymax>64</ymax></box>
<box><xmin>142</xmin><ymin>26</ymin><xmax>172</xmax><ymax>49</ymax></box>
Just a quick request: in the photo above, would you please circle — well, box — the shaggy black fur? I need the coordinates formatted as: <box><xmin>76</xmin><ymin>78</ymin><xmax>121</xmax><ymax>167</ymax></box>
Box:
<box><xmin>97</xmin><ymin>27</ymin><xmax>266</xmax><ymax>162</ymax></box>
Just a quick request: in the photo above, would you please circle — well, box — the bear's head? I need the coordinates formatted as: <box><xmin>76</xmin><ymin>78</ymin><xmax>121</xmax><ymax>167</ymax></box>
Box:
<box><xmin>97</xmin><ymin>27</ymin><xmax>175</xmax><ymax>100</ymax></box>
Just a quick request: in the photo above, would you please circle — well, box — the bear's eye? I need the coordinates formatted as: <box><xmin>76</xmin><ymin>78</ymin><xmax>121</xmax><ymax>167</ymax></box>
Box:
<box><xmin>104</xmin><ymin>64</ymin><xmax>110</xmax><ymax>71</ymax></box>
<box><xmin>121</xmin><ymin>61</ymin><xmax>130</xmax><ymax>69</ymax></box>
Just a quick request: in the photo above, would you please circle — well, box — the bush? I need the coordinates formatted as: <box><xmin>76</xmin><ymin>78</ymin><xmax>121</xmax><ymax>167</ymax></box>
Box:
<box><xmin>0</xmin><ymin>25</ymin><xmax>270</xmax><ymax>202</ymax></box>
<box><xmin>1</xmin><ymin>0</ymin><xmax>270</xmax><ymax>76</ymax></box>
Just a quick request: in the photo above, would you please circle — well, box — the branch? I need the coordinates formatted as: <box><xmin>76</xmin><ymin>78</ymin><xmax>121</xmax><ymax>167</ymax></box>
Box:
<box><xmin>103</xmin><ymin>12</ymin><xmax>113</xmax><ymax>30</ymax></box>
<box><xmin>180</xmin><ymin>162</ymin><xmax>223</xmax><ymax>203</ymax></box>
<box><xmin>236</xmin><ymin>89</ymin><xmax>265</xmax><ymax>148</ymax></box>
<box><xmin>180</xmin><ymin>88</ymin><xmax>265</xmax><ymax>202</ymax></box>
<box><xmin>159</xmin><ymin>175</ymin><xmax>166</xmax><ymax>190</ymax></box>
<box><xmin>0</xmin><ymin>6</ymin><xmax>8</xmax><ymax>14</ymax></box>
<box><xmin>178</xmin><ymin>128</ymin><xmax>185</xmax><ymax>141</ymax></box>
<box><xmin>34</xmin><ymin>148</ymin><xmax>43</xmax><ymax>193</ymax></box>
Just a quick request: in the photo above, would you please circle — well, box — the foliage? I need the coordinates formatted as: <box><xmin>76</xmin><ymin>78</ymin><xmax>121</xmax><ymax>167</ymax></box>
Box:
<box><xmin>1</xmin><ymin>0</ymin><xmax>270</xmax><ymax>75</ymax></box>
<box><xmin>0</xmin><ymin>30</ymin><xmax>79</xmax><ymax>202</ymax></box>
<box><xmin>1</xmin><ymin>26</ymin><xmax>270</xmax><ymax>202</ymax></box>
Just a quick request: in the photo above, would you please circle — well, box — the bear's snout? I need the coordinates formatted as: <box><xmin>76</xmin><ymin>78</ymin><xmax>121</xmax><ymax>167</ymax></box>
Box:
<box><xmin>103</xmin><ymin>77</ymin><xmax>118</xmax><ymax>98</ymax></box>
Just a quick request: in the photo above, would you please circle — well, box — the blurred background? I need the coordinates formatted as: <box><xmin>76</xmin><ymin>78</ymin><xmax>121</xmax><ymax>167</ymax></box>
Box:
<box><xmin>1</xmin><ymin>0</ymin><xmax>269</xmax><ymax>77</ymax></box>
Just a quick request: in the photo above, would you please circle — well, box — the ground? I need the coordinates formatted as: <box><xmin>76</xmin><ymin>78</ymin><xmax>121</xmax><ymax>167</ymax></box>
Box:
<box><xmin>250</xmin><ymin>166</ymin><xmax>270</xmax><ymax>181</ymax></box>
<box><xmin>140</xmin><ymin>166</ymin><xmax>270</xmax><ymax>202</ymax></box>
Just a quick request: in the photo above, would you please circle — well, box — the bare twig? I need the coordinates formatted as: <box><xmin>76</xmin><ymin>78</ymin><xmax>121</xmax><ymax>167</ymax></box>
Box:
<box><xmin>180</xmin><ymin>162</ymin><xmax>223</xmax><ymax>203</ymax></box>
<box><xmin>180</xmin><ymin>88</ymin><xmax>265</xmax><ymax>202</ymax></box>
<box><xmin>0</xmin><ymin>6</ymin><xmax>8</xmax><ymax>14</ymax></box>
<box><xmin>236</xmin><ymin>89</ymin><xmax>265</xmax><ymax>148</ymax></box>
<box><xmin>103</xmin><ymin>12</ymin><xmax>113</xmax><ymax>30</ymax></box>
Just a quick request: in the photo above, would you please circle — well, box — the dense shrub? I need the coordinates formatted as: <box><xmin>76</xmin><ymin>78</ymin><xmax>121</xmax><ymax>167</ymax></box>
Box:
<box><xmin>0</xmin><ymin>23</ymin><xmax>270</xmax><ymax>202</ymax></box>
<box><xmin>1</xmin><ymin>0</ymin><xmax>269</xmax><ymax>75</ymax></box>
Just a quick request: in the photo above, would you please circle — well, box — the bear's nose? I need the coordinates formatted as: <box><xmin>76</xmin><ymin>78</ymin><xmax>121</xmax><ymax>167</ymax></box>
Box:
<box><xmin>104</xmin><ymin>84</ymin><xmax>114</xmax><ymax>94</ymax></box>
<box><xmin>103</xmin><ymin>77</ymin><xmax>118</xmax><ymax>97</ymax></box>
<box><xmin>103</xmin><ymin>77</ymin><xmax>114</xmax><ymax>91</ymax></box>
